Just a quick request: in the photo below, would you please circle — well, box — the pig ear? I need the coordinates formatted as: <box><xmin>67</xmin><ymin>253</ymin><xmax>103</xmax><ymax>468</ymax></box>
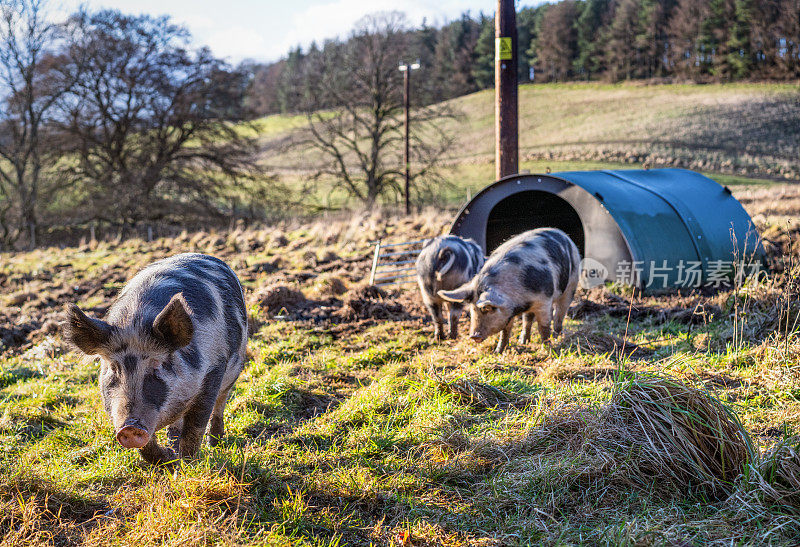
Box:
<box><xmin>438</xmin><ymin>283</ymin><xmax>474</xmax><ymax>303</ymax></box>
<box><xmin>477</xmin><ymin>290</ymin><xmax>507</xmax><ymax>309</ymax></box>
<box><xmin>63</xmin><ymin>304</ymin><xmax>114</xmax><ymax>355</ymax></box>
<box><xmin>153</xmin><ymin>293</ymin><xmax>194</xmax><ymax>350</ymax></box>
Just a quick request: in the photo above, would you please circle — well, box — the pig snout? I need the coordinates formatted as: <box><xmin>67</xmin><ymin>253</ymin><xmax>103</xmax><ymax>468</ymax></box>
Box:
<box><xmin>116</xmin><ymin>418</ymin><xmax>150</xmax><ymax>449</ymax></box>
<box><xmin>470</xmin><ymin>332</ymin><xmax>486</xmax><ymax>342</ymax></box>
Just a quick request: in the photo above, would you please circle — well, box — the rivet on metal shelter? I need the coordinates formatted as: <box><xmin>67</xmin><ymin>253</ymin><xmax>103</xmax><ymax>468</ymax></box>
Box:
<box><xmin>449</xmin><ymin>168</ymin><xmax>765</xmax><ymax>291</ymax></box>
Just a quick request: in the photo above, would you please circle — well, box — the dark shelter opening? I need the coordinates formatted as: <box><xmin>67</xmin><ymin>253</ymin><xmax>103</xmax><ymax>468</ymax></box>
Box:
<box><xmin>485</xmin><ymin>191</ymin><xmax>585</xmax><ymax>255</ymax></box>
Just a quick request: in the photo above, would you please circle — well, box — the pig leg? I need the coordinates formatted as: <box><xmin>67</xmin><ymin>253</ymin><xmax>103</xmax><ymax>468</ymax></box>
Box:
<box><xmin>139</xmin><ymin>437</ymin><xmax>177</xmax><ymax>466</ymax></box>
<box><xmin>495</xmin><ymin>317</ymin><xmax>515</xmax><ymax>353</ymax></box>
<box><xmin>167</xmin><ymin>418</ymin><xmax>183</xmax><ymax>452</ymax></box>
<box><xmin>532</xmin><ymin>300</ymin><xmax>553</xmax><ymax>343</ymax></box>
<box><xmin>519</xmin><ymin>312</ymin><xmax>535</xmax><ymax>345</ymax></box>
<box><xmin>553</xmin><ymin>284</ymin><xmax>577</xmax><ymax>336</ymax></box>
<box><xmin>178</xmin><ymin>386</ymin><xmax>222</xmax><ymax>458</ymax></box>
<box><xmin>208</xmin><ymin>385</ymin><xmax>233</xmax><ymax>447</ymax></box>
<box><xmin>447</xmin><ymin>303</ymin><xmax>463</xmax><ymax>339</ymax></box>
<box><xmin>425</xmin><ymin>299</ymin><xmax>445</xmax><ymax>341</ymax></box>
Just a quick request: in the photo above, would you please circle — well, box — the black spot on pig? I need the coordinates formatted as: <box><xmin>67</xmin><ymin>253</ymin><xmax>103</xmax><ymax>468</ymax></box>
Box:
<box><xmin>143</xmin><ymin>372</ymin><xmax>169</xmax><ymax>409</ymax></box>
<box><xmin>162</xmin><ymin>355</ymin><xmax>175</xmax><ymax>374</ymax></box>
<box><xmin>224</xmin><ymin>304</ymin><xmax>243</xmax><ymax>358</ymax></box>
<box><xmin>219</xmin><ymin>274</ymin><xmax>246</xmax><ymax>320</ymax></box>
<box><xmin>522</xmin><ymin>265</ymin><xmax>554</xmax><ymax>297</ymax></box>
<box><xmin>179</xmin><ymin>342</ymin><xmax>201</xmax><ymax>369</ymax></box>
<box><xmin>557</xmin><ymin>265</ymin><xmax>569</xmax><ymax>292</ymax></box>
<box><xmin>123</xmin><ymin>354</ymin><xmax>138</xmax><ymax>374</ymax></box>
<box><xmin>505</xmin><ymin>253</ymin><xmax>522</xmax><ymax>265</ymax></box>
<box><xmin>512</xmin><ymin>303</ymin><xmax>532</xmax><ymax>316</ymax></box>
<box><xmin>541</xmin><ymin>236</ymin><xmax>567</xmax><ymax>269</ymax></box>
<box><xmin>156</xmin><ymin>276</ymin><xmax>217</xmax><ymax>323</ymax></box>
<box><xmin>102</xmin><ymin>371</ymin><xmax>120</xmax><ymax>391</ymax></box>
<box><xmin>183</xmin><ymin>357</ymin><xmax>225</xmax><ymax>429</ymax></box>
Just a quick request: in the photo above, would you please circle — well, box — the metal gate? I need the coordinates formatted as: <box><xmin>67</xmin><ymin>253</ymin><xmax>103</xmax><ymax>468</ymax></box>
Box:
<box><xmin>368</xmin><ymin>239</ymin><xmax>427</xmax><ymax>287</ymax></box>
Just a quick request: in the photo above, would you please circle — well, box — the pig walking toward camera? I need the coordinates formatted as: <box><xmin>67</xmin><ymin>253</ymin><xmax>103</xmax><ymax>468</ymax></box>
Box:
<box><xmin>416</xmin><ymin>235</ymin><xmax>484</xmax><ymax>340</ymax></box>
<box><xmin>439</xmin><ymin>228</ymin><xmax>579</xmax><ymax>353</ymax></box>
<box><xmin>63</xmin><ymin>253</ymin><xmax>247</xmax><ymax>465</ymax></box>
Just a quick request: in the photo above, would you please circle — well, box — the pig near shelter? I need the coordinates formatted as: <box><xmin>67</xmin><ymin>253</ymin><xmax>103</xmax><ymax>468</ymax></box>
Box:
<box><xmin>62</xmin><ymin>253</ymin><xmax>247</xmax><ymax>465</ymax></box>
<box><xmin>438</xmin><ymin>228</ymin><xmax>580</xmax><ymax>353</ymax></box>
<box><xmin>416</xmin><ymin>235</ymin><xmax>485</xmax><ymax>341</ymax></box>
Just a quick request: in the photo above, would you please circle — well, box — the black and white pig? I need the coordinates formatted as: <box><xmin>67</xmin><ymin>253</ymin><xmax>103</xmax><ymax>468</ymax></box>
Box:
<box><xmin>416</xmin><ymin>235</ymin><xmax>484</xmax><ymax>341</ymax></box>
<box><xmin>438</xmin><ymin>228</ymin><xmax>579</xmax><ymax>353</ymax></box>
<box><xmin>62</xmin><ymin>253</ymin><xmax>247</xmax><ymax>465</ymax></box>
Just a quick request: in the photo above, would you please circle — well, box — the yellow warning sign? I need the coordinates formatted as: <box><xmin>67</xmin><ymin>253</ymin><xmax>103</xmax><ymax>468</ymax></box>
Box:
<box><xmin>496</xmin><ymin>37</ymin><xmax>512</xmax><ymax>60</ymax></box>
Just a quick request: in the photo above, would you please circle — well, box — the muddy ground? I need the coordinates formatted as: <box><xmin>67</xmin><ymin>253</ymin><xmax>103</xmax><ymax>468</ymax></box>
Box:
<box><xmin>1</xmin><ymin>193</ymin><xmax>798</xmax><ymax>358</ymax></box>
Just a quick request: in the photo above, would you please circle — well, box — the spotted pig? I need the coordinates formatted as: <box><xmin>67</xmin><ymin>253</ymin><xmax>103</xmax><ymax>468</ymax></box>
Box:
<box><xmin>63</xmin><ymin>253</ymin><xmax>247</xmax><ymax>465</ymax></box>
<box><xmin>438</xmin><ymin>228</ymin><xmax>579</xmax><ymax>353</ymax></box>
<box><xmin>416</xmin><ymin>235</ymin><xmax>484</xmax><ymax>340</ymax></box>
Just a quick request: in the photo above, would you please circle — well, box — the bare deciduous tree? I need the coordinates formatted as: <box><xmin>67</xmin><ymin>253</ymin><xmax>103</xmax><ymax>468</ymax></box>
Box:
<box><xmin>61</xmin><ymin>10</ymin><xmax>261</xmax><ymax>227</ymax></box>
<box><xmin>0</xmin><ymin>0</ymin><xmax>74</xmax><ymax>249</ymax></box>
<box><xmin>298</xmin><ymin>12</ymin><xmax>456</xmax><ymax>207</ymax></box>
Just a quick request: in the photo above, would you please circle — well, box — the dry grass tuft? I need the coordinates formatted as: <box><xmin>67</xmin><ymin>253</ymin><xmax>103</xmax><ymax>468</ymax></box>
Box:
<box><xmin>607</xmin><ymin>374</ymin><xmax>755</xmax><ymax>495</ymax></box>
<box><xmin>507</xmin><ymin>374</ymin><xmax>756</xmax><ymax>500</ymax></box>
<box><xmin>85</xmin><ymin>472</ymin><xmax>248</xmax><ymax>545</ymax></box>
<box><xmin>751</xmin><ymin>437</ymin><xmax>800</xmax><ymax>511</ymax></box>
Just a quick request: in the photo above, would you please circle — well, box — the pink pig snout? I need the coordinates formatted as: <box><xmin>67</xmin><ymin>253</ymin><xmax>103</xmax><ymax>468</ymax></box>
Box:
<box><xmin>116</xmin><ymin>419</ymin><xmax>150</xmax><ymax>449</ymax></box>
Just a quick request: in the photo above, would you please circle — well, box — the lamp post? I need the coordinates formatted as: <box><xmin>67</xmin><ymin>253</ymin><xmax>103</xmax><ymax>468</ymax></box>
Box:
<box><xmin>399</xmin><ymin>60</ymin><xmax>420</xmax><ymax>215</ymax></box>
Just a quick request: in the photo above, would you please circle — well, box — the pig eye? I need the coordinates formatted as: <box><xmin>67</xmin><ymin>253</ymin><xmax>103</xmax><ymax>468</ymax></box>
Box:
<box><xmin>479</xmin><ymin>303</ymin><xmax>495</xmax><ymax>313</ymax></box>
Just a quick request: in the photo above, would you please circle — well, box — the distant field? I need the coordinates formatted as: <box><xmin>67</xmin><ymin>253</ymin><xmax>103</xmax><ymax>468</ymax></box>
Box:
<box><xmin>257</xmin><ymin>82</ymin><xmax>800</xmax><ymax>210</ymax></box>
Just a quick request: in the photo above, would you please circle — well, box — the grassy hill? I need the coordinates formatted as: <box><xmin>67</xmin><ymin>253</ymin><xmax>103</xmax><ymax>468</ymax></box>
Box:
<box><xmin>257</xmin><ymin>82</ymin><xmax>800</xmax><ymax>208</ymax></box>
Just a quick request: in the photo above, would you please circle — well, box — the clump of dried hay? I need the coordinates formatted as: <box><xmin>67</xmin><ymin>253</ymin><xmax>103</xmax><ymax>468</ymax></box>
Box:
<box><xmin>513</xmin><ymin>374</ymin><xmax>756</xmax><ymax>499</ymax></box>
<box><xmin>607</xmin><ymin>374</ymin><xmax>755</xmax><ymax>496</ymax></box>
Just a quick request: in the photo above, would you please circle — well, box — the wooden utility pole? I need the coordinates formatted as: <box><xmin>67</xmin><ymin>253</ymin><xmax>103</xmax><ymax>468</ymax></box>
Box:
<box><xmin>495</xmin><ymin>0</ymin><xmax>518</xmax><ymax>180</ymax></box>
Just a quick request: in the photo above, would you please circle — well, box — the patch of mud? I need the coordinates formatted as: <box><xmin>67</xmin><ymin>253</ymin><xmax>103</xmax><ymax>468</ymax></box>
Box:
<box><xmin>335</xmin><ymin>286</ymin><xmax>415</xmax><ymax>321</ymax></box>
<box><xmin>252</xmin><ymin>284</ymin><xmax>308</xmax><ymax>316</ymax></box>
<box><xmin>570</xmin><ymin>289</ymin><xmax>722</xmax><ymax>326</ymax></box>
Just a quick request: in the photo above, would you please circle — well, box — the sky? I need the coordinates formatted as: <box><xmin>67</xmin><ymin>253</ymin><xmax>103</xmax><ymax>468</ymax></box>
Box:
<box><xmin>55</xmin><ymin>0</ymin><xmax>505</xmax><ymax>64</ymax></box>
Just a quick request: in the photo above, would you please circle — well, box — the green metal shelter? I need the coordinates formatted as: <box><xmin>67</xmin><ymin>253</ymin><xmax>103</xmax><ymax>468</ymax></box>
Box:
<box><xmin>449</xmin><ymin>168</ymin><xmax>765</xmax><ymax>291</ymax></box>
